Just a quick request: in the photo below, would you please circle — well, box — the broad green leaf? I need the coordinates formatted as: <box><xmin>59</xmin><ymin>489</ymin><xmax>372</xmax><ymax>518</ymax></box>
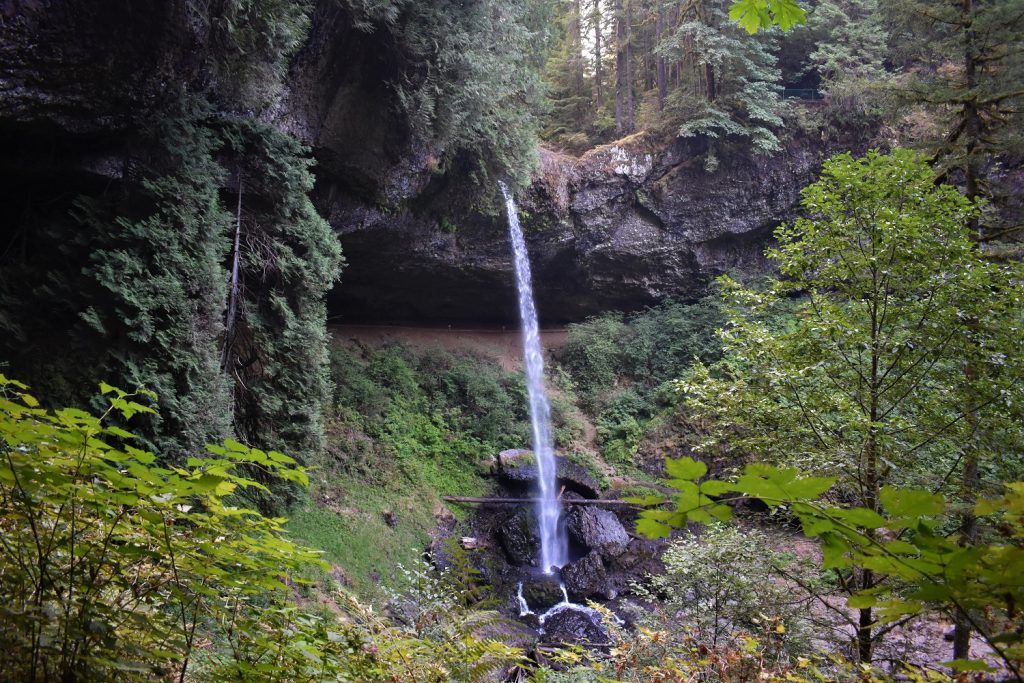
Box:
<box><xmin>700</xmin><ymin>480</ymin><xmax>737</xmax><ymax>496</ymax></box>
<box><xmin>767</xmin><ymin>0</ymin><xmax>807</xmax><ymax>30</ymax></box>
<box><xmin>636</xmin><ymin>516</ymin><xmax>672</xmax><ymax>539</ymax></box>
<box><xmin>943</xmin><ymin>660</ymin><xmax>996</xmax><ymax>673</ymax></box>
<box><xmin>830</xmin><ymin>507</ymin><xmax>887</xmax><ymax>529</ymax></box>
<box><xmin>783</xmin><ymin>476</ymin><xmax>835</xmax><ymax>500</ymax></box>
<box><xmin>846</xmin><ymin>594</ymin><xmax>877</xmax><ymax>609</ymax></box>
<box><xmin>664</xmin><ymin>457</ymin><xmax>707</xmax><ymax>481</ymax></box>
<box><xmin>975</xmin><ymin>496</ymin><xmax>1002</xmax><ymax>516</ymax></box>
<box><xmin>224</xmin><ymin>438</ymin><xmax>250</xmax><ymax>453</ymax></box>
<box><xmin>821</xmin><ymin>533</ymin><xmax>851</xmax><ymax>569</ymax></box>
<box><xmin>880</xmin><ymin>486</ymin><xmax>944</xmax><ymax>518</ymax></box>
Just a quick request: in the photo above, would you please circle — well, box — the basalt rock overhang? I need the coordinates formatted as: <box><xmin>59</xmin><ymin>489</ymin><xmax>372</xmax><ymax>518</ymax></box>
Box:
<box><xmin>320</xmin><ymin>133</ymin><xmax>824</xmax><ymax>325</ymax></box>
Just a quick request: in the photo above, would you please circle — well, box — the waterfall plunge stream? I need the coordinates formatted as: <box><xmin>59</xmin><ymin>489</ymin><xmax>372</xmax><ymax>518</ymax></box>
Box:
<box><xmin>501</xmin><ymin>183</ymin><xmax>568</xmax><ymax>574</ymax></box>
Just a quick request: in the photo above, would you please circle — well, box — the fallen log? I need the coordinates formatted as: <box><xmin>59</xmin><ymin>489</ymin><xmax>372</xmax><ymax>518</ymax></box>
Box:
<box><xmin>442</xmin><ymin>496</ymin><xmax>639</xmax><ymax>508</ymax></box>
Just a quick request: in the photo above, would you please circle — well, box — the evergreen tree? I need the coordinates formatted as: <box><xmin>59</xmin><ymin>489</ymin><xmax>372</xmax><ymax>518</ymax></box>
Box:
<box><xmin>883</xmin><ymin>0</ymin><xmax>1024</xmax><ymax>241</ymax></box>
<box><xmin>658</xmin><ymin>0</ymin><xmax>785</xmax><ymax>167</ymax></box>
<box><xmin>542</xmin><ymin>0</ymin><xmax>595</xmax><ymax>151</ymax></box>
<box><xmin>349</xmin><ymin>0</ymin><xmax>544</xmax><ymax>190</ymax></box>
<box><xmin>66</xmin><ymin>102</ymin><xmax>235</xmax><ymax>459</ymax></box>
<box><xmin>807</xmin><ymin>0</ymin><xmax>889</xmax><ymax>101</ymax></box>
<box><xmin>219</xmin><ymin>120</ymin><xmax>343</xmax><ymax>501</ymax></box>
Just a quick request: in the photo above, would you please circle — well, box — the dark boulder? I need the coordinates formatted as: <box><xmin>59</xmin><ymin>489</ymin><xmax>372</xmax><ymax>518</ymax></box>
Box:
<box><xmin>560</xmin><ymin>551</ymin><xmax>614</xmax><ymax>601</ymax></box>
<box><xmin>566</xmin><ymin>506</ymin><xmax>629</xmax><ymax>558</ymax></box>
<box><xmin>496</xmin><ymin>449</ymin><xmax>600</xmax><ymax>499</ymax></box>
<box><xmin>519</xmin><ymin>573</ymin><xmax>566</xmax><ymax>612</ymax></box>
<box><xmin>540</xmin><ymin>605</ymin><xmax>610</xmax><ymax>647</ymax></box>
<box><xmin>498</xmin><ymin>506</ymin><xmax>539</xmax><ymax>566</ymax></box>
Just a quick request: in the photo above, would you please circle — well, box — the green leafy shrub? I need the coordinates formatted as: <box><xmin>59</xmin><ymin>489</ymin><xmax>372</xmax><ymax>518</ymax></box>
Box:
<box><xmin>595</xmin><ymin>390</ymin><xmax>646</xmax><ymax>466</ymax></box>
<box><xmin>559</xmin><ymin>299</ymin><xmax>726</xmax><ymax>416</ymax></box>
<box><xmin>0</xmin><ymin>375</ymin><xmax>532</xmax><ymax>682</ymax></box>
<box><xmin>0</xmin><ymin>376</ymin><xmax>319</xmax><ymax>681</ymax></box>
<box><xmin>558</xmin><ymin>314</ymin><xmax>629</xmax><ymax>413</ymax></box>
<box><xmin>416</xmin><ymin>348</ymin><xmax>529</xmax><ymax>447</ymax></box>
<box><xmin>633</xmin><ymin>524</ymin><xmax>816</xmax><ymax>657</ymax></box>
<box><xmin>635</xmin><ymin>457</ymin><xmax>1024</xmax><ymax>677</ymax></box>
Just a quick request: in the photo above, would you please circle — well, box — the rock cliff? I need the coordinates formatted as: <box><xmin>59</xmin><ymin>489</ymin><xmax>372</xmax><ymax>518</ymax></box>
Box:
<box><xmin>0</xmin><ymin>1</ymin><xmax>826</xmax><ymax>326</ymax></box>
<box><xmin>323</xmin><ymin>133</ymin><xmax>825</xmax><ymax>324</ymax></box>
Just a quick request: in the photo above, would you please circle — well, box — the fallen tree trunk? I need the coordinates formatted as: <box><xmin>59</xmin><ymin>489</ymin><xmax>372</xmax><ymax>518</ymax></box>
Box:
<box><xmin>442</xmin><ymin>496</ymin><xmax>639</xmax><ymax>508</ymax></box>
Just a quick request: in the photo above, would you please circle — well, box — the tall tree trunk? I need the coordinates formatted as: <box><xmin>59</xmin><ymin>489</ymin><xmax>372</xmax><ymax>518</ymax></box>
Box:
<box><xmin>656</xmin><ymin>0</ymin><xmax>666</xmax><ymax>110</ymax></box>
<box><xmin>594</xmin><ymin>0</ymin><xmax>604</xmax><ymax>108</ymax></box>
<box><xmin>624</xmin><ymin>0</ymin><xmax>634</xmax><ymax>130</ymax></box>
<box><xmin>221</xmin><ymin>171</ymin><xmax>243</xmax><ymax>372</ymax></box>
<box><xmin>569</xmin><ymin>0</ymin><xmax>586</xmax><ymax>128</ymax></box>
<box><xmin>695</xmin><ymin>2</ymin><xmax>715</xmax><ymax>102</ymax></box>
<box><xmin>858</xmin><ymin>269</ymin><xmax>884</xmax><ymax>665</ymax></box>
<box><xmin>953</xmin><ymin>0</ymin><xmax>981</xmax><ymax>660</ymax></box>
<box><xmin>614</xmin><ymin>0</ymin><xmax>627</xmax><ymax>131</ymax></box>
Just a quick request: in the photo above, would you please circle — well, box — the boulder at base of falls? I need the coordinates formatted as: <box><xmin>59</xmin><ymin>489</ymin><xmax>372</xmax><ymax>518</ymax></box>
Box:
<box><xmin>560</xmin><ymin>551</ymin><xmax>615</xmax><ymax>601</ymax></box>
<box><xmin>496</xmin><ymin>449</ymin><xmax>600</xmax><ymax>499</ymax></box>
<box><xmin>566</xmin><ymin>507</ymin><xmax>629</xmax><ymax>559</ymax></box>
<box><xmin>519</xmin><ymin>573</ymin><xmax>566</xmax><ymax>612</ymax></box>
<box><xmin>540</xmin><ymin>605</ymin><xmax>610</xmax><ymax>647</ymax></box>
<box><xmin>498</xmin><ymin>506</ymin><xmax>540</xmax><ymax>566</ymax></box>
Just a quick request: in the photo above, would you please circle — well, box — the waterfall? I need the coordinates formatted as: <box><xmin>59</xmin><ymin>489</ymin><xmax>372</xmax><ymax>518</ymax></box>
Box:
<box><xmin>501</xmin><ymin>182</ymin><xmax>568</xmax><ymax>574</ymax></box>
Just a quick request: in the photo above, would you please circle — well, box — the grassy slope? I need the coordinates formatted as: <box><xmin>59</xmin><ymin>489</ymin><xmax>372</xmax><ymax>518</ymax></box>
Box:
<box><xmin>285</xmin><ymin>341</ymin><xmax>516</xmax><ymax>600</ymax></box>
<box><xmin>287</xmin><ymin>302</ymin><xmax>721</xmax><ymax>601</ymax></box>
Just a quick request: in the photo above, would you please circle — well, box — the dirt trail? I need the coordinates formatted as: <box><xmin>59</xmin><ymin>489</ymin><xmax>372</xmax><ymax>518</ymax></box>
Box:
<box><xmin>330</xmin><ymin>324</ymin><xmax>569</xmax><ymax>372</ymax></box>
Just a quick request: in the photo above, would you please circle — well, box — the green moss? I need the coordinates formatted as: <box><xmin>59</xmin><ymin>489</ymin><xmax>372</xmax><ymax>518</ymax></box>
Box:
<box><xmin>567</xmin><ymin>449</ymin><xmax>609</xmax><ymax>489</ymax></box>
<box><xmin>503</xmin><ymin>451</ymin><xmax>536</xmax><ymax>468</ymax></box>
<box><xmin>438</xmin><ymin>216</ymin><xmax>459</xmax><ymax>234</ymax></box>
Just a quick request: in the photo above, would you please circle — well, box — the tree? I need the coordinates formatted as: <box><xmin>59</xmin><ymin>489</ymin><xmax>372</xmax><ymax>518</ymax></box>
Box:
<box><xmin>674</xmin><ymin>150</ymin><xmax>1024</xmax><ymax>662</ymax></box>
<box><xmin>218</xmin><ymin>120</ymin><xmax>342</xmax><ymax>506</ymax></box>
<box><xmin>658</xmin><ymin>0</ymin><xmax>785</xmax><ymax>168</ymax></box>
<box><xmin>882</xmin><ymin>0</ymin><xmax>1024</xmax><ymax>242</ymax></box>
<box><xmin>881</xmin><ymin>0</ymin><xmax>1024</xmax><ymax>653</ymax></box>
<box><xmin>807</xmin><ymin>0</ymin><xmax>889</xmax><ymax>101</ymax></box>
<box><xmin>541</xmin><ymin>0</ymin><xmax>595</xmax><ymax>151</ymax></box>
<box><xmin>362</xmin><ymin>0</ymin><xmax>545</xmax><ymax>190</ymax></box>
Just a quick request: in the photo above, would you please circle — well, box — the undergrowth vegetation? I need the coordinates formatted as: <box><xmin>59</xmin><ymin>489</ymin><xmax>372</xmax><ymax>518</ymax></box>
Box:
<box><xmin>556</xmin><ymin>298</ymin><xmax>726</xmax><ymax>472</ymax></box>
<box><xmin>288</xmin><ymin>342</ymin><xmax>539</xmax><ymax>597</ymax></box>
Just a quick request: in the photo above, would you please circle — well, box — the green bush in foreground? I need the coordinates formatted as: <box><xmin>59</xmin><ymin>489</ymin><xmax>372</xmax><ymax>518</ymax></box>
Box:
<box><xmin>0</xmin><ymin>375</ymin><xmax>319</xmax><ymax>681</ymax></box>
<box><xmin>0</xmin><ymin>376</ymin><xmax>524</xmax><ymax>682</ymax></box>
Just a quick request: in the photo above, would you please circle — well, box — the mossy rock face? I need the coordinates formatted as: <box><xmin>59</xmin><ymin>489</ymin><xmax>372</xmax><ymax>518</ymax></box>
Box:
<box><xmin>518</xmin><ymin>572</ymin><xmax>564</xmax><ymax>611</ymax></box>
<box><xmin>540</xmin><ymin>605</ymin><xmax>609</xmax><ymax>647</ymax></box>
<box><xmin>496</xmin><ymin>449</ymin><xmax>600</xmax><ymax>499</ymax></box>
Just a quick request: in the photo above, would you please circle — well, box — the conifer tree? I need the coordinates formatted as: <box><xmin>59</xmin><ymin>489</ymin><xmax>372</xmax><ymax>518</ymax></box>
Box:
<box><xmin>883</xmin><ymin>0</ymin><xmax>1024</xmax><ymax>241</ymax></box>
<box><xmin>542</xmin><ymin>0</ymin><xmax>595</xmax><ymax>150</ymax></box>
<box><xmin>658</xmin><ymin>0</ymin><xmax>785</xmax><ymax>167</ymax></box>
<box><xmin>807</xmin><ymin>0</ymin><xmax>889</xmax><ymax>101</ymax></box>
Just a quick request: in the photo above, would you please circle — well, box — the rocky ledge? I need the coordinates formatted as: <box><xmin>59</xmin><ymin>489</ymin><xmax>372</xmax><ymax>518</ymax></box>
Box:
<box><xmin>325</xmin><ymin>133</ymin><xmax>827</xmax><ymax>324</ymax></box>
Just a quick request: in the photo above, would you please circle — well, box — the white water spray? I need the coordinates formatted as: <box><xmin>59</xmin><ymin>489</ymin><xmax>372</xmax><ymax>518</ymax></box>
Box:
<box><xmin>501</xmin><ymin>182</ymin><xmax>568</xmax><ymax>574</ymax></box>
